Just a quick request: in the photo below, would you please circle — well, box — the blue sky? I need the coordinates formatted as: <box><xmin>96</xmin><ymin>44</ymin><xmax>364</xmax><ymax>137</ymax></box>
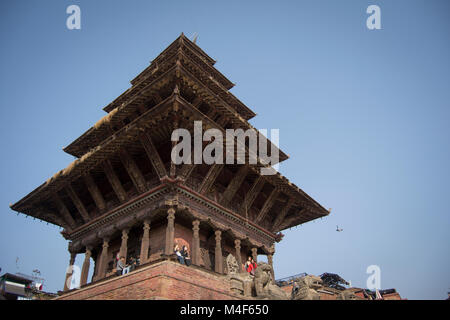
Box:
<box><xmin>1</xmin><ymin>0</ymin><xmax>449</xmax><ymax>299</ymax></box>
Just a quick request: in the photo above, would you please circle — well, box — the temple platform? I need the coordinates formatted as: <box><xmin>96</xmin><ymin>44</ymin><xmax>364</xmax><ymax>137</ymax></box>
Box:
<box><xmin>55</xmin><ymin>260</ymin><xmax>246</xmax><ymax>300</ymax></box>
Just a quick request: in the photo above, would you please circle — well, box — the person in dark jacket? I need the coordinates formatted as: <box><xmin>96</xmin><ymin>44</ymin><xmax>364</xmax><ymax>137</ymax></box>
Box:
<box><xmin>128</xmin><ymin>256</ymin><xmax>138</xmax><ymax>272</ymax></box>
<box><xmin>181</xmin><ymin>245</ymin><xmax>191</xmax><ymax>266</ymax></box>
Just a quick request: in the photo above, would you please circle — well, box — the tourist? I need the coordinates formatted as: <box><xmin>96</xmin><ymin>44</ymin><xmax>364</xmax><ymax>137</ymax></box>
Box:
<box><xmin>251</xmin><ymin>258</ymin><xmax>257</xmax><ymax>275</ymax></box>
<box><xmin>135</xmin><ymin>255</ymin><xmax>141</xmax><ymax>267</ymax></box>
<box><xmin>128</xmin><ymin>256</ymin><xmax>138</xmax><ymax>272</ymax></box>
<box><xmin>114</xmin><ymin>252</ymin><xmax>120</xmax><ymax>269</ymax></box>
<box><xmin>174</xmin><ymin>244</ymin><xmax>185</xmax><ymax>264</ymax></box>
<box><xmin>122</xmin><ymin>256</ymin><xmax>132</xmax><ymax>275</ymax></box>
<box><xmin>181</xmin><ymin>245</ymin><xmax>191</xmax><ymax>266</ymax></box>
<box><xmin>291</xmin><ymin>280</ymin><xmax>299</xmax><ymax>299</ymax></box>
<box><xmin>116</xmin><ymin>256</ymin><xmax>126</xmax><ymax>276</ymax></box>
<box><xmin>245</xmin><ymin>256</ymin><xmax>253</xmax><ymax>274</ymax></box>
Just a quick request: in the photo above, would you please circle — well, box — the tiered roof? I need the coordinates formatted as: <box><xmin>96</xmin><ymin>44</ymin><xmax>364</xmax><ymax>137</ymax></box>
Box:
<box><xmin>10</xmin><ymin>34</ymin><xmax>329</xmax><ymax>239</ymax></box>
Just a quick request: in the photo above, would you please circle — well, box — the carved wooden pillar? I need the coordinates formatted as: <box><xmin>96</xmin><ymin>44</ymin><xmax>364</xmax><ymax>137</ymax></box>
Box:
<box><xmin>234</xmin><ymin>239</ymin><xmax>242</xmax><ymax>273</ymax></box>
<box><xmin>192</xmin><ymin>220</ymin><xmax>200</xmax><ymax>265</ymax></box>
<box><xmin>139</xmin><ymin>220</ymin><xmax>151</xmax><ymax>264</ymax></box>
<box><xmin>99</xmin><ymin>238</ymin><xmax>110</xmax><ymax>278</ymax></box>
<box><xmin>63</xmin><ymin>252</ymin><xmax>76</xmax><ymax>291</ymax></box>
<box><xmin>119</xmin><ymin>228</ymin><xmax>129</xmax><ymax>260</ymax></box>
<box><xmin>214</xmin><ymin>230</ymin><xmax>223</xmax><ymax>274</ymax></box>
<box><xmin>92</xmin><ymin>250</ymin><xmax>100</xmax><ymax>282</ymax></box>
<box><xmin>80</xmin><ymin>246</ymin><xmax>92</xmax><ymax>286</ymax></box>
<box><xmin>251</xmin><ymin>247</ymin><xmax>258</xmax><ymax>263</ymax></box>
<box><xmin>164</xmin><ymin>208</ymin><xmax>176</xmax><ymax>255</ymax></box>
<box><xmin>268</xmin><ymin>244</ymin><xmax>275</xmax><ymax>284</ymax></box>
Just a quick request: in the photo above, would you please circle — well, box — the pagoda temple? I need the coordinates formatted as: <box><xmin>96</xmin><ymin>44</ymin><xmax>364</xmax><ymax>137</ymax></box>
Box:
<box><xmin>10</xmin><ymin>34</ymin><xmax>329</xmax><ymax>300</ymax></box>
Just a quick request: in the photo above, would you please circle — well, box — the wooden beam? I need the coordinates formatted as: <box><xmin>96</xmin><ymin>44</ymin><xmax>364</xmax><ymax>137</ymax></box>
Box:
<box><xmin>198</xmin><ymin>164</ymin><xmax>224</xmax><ymax>194</ymax></box>
<box><xmin>255</xmin><ymin>188</ymin><xmax>279</xmax><ymax>224</ymax></box>
<box><xmin>153</xmin><ymin>93</ymin><xmax>162</xmax><ymax>103</ymax></box>
<box><xmin>50</xmin><ymin>214</ymin><xmax>70</xmax><ymax>230</ymax></box>
<box><xmin>216</xmin><ymin>115</ymin><xmax>229</xmax><ymax>128</ymax></box>
<box><xmin>137</xmin><ymin>104</ymin><xmax>147</xmax><ymax>114</ymax></box>
<box><xmin>51</xmin><ymin>195</ymin><xmax>77</xmax><ymax>229</ymax></box>
<box><xmin>140</xmin><ymin>132</ymin><xmax>168</xmax><ymax>179</ymax></box>
<box><xmin>170</xmin><ymin>139</ymin><xmax>177</xmax><ymax>178</ymax></box>
<box><xmin>221</xmin><ymin>166</ymin><xmax>248</xmax><ymax>206</ymax></box>
<box><xmin>191</xmin><ymin>95</ymin><xmax>202</xmax><ymax>108</ymax></box>
<box><xmin>38</xmin><ymin>207</ymin><xmax>69</xmax><ymax>229</ymax></box>
<box><xmin>241</xmin><ymin>176</ymin><xmax>265</xmax><ymax>214</ymax></box>
<box><xmin>206</xmin><ymin>107</ymin><xmax>216</xmax><ymax>120</ymax></box>
<box><xmin>272</xmin><ymin>197</ymin><xmax>295</xmax><ymax>231</ymax></box>
<box><xmin>102</xmin><ymin>160</ymin><xmax>128</xmax><ymax>202</ymax></box>
<box><xmin>177</xmin><ymin>121</ymin><xmax>198</xmax><ymax>181</ymax></box>
<box><xmin>178</xmin><ymin>163</ymin><xmax>196</xmax><ymax>181</ymax></box>
<box><xmin>277</xmin><ymin>208</ymin><xmax>307</xmax><ymax>231</ymax></box>
<box><xmin>66</xmin><ymin>184</ymin><xmax>90</xmax><ymax>223</ymax></box>
<box><xmin>119</xmin><ymin>149</ymin><xmax>147</xmax><ymax>194</ymax></box>
<box><xmin>83</xmin><ymin>173</ymin><xmax>106</xmax><ymax>212</ymax></box>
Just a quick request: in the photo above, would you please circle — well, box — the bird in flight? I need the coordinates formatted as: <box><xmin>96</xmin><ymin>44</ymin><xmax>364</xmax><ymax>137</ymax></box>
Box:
<box><xmin>336</xmin><ymin>225</ymin><xmax>343</xmax><ymax>232</ymax></box>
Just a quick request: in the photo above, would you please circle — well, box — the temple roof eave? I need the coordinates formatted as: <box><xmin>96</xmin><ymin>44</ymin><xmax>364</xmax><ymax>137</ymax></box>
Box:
<box><xmin>63</xmin><ymin>57</ymin><xmax>257</xmax><ymax>158</ymax></box>
<box><xmin>130</xmin><ymin>35</ymin><xmax>233</xmax><ymax>89</ymax></box>
<box><xmin>102</xmin><ymin>34</ymin><xmax>251</xmax><ymax>116</ymax></box>
<box><xmin>10</xmin><ymin>95</ymin><xmax>177</xmax><ymax>214</ymax></box>
<box><xmin>63</xmin><ymin>63</ymin><xmax>282</xmax><ymax>160</ymax></box>
<box><xmin>11</xmin><ymin>93</ymin><xmax>326</xmax><ymax>230</ymax></box>
<box><xmin>275</xmin><ymin>210</ymin><xmax>330</xmax><ymax>232</ymax></box>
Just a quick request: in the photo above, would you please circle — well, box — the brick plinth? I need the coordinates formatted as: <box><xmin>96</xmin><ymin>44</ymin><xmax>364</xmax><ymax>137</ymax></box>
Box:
<box><xmin>55</xmin><ymin>260</ymin><xmax>246</xmax><ymax>300</ymax></box>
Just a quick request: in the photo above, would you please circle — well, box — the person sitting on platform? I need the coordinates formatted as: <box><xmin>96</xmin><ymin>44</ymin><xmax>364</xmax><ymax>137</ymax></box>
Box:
<box><xmin>181</xmin><ymin>245</ymin><xmax>191</xmax><ymax>266</ymax></box>
<box><xmin>116</xmin><ymin>256</ymin><xmax>126</xmax><ymax>276</ymax></box>
<box><xmin>135</xmin><ymin>255</ymin><xmax>140</xmax><ymax>267</ymax></box>
<box><xmin>245</xmin><ymin>256</ymin><xmax>253</xmax><ymax>275</ymax></box>
<box><xmin>128</xmin><ymin>256</ymin><xmax>138</xmax><ymax>272</ymax></box>
<box><xmin>250</xmin><ymin>258</ymin><xmax>257</xmax><ymax>275</ymax></box>
<box><xmin>122</xmin><ymin>256</ymin><xmax>131</xmax><ymax>275</ymax></box>
<box><xmin>291</xmin><ymin>279</ymin><xmax>300</xmax><ymax>299</ymax></box>
<box><xmin>174</xmin><ymin>244</ymin><xmax>185</xmax><ymax>264</ymax></box>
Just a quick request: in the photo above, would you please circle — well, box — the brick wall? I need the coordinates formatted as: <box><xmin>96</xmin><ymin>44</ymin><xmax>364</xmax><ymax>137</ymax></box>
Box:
<box><xmin>383</xmin><ymin>292</ymin><xmax>402</xmax><ymax>300</ymax></box>
<box><xmin>148</xmin><ymin>223</ymin><xmax>165</xmax><ymax>260</ymax></box>
<box><xmin>56</xmin><ymin>260</ymin><xmax>245</xmax><ymax>300</ymax></box>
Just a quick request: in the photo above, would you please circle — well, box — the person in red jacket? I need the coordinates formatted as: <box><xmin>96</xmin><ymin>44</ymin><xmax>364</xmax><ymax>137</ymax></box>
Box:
<box><xmin>245</xmin><ymin>256</ymin><xmax>258</xmax><ymax>275</ymax></box>
<box><xmin>245</xmin><ymin>256</ymin><xmax>253</xmax><ymax>274</ymax></box>
<box><xmin>250</xmin><ymin>258</ymin><xmax>257</xmax><ymax>276</ymax></box>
